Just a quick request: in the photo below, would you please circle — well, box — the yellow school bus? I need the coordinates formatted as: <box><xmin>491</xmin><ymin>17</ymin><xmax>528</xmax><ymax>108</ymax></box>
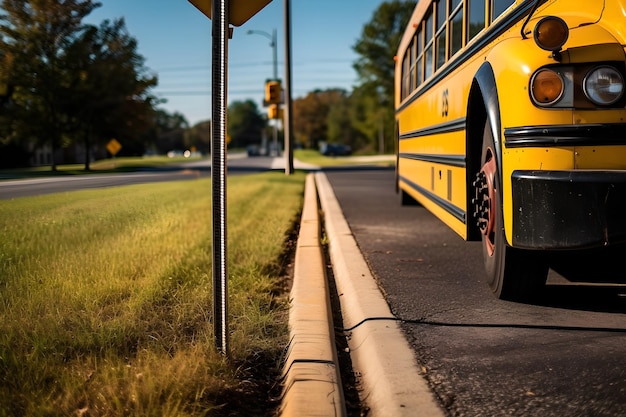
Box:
<box><xmin>395</xmin><ymin>0</ymin><xmax>626</xmax><ymax>300</ymax></box>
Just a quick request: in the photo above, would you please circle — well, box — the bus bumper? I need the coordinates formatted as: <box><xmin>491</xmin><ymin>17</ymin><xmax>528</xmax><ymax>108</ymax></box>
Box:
<box><xmin>511</xmin><ymin>170</ymin><xmax>626</xmax><ymax>249</ymax></box>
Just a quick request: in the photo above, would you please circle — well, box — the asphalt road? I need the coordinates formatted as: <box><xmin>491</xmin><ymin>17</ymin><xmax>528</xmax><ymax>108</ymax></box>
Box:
<box><xmin>325</xmin><ymin>168</ymin><xmax>626</xmax><ymax>417</ymax></box>
<box><xmin>0</xmin><ymin>155</ymin><xmax>281</xmax><ymax>200</ymax></box>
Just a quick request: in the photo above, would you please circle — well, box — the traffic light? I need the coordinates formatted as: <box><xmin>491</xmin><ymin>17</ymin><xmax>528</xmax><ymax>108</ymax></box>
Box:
<box><xmin>268</xmin><ymin>104</ymin><xmax>283</xmax><ymax>120</ymax></box>
<box><xmin>265</xmin><ymin>80</ymin><xmax>281</xmax><ymax>105</ymax></box>
<box><xmin>268</xmin><ymin>104</ymin><xmax>277</xmax><ymax>119</ymax></box>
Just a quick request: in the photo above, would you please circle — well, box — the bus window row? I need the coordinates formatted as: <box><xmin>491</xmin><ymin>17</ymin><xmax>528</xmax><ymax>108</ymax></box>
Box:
<box><xmin>401</xmin><ymin>0</ymin><xmax>515</xmax><ymax>101</ymax></box>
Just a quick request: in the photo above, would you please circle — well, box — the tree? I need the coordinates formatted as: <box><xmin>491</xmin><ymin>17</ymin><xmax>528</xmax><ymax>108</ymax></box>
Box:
<box><xmin>292</xmin><ymin>88</ymin><xmax>348</xmax><ymax>150</ymax></box>
<box><xmin>187</xmin><ymin>119</ymin><xmax>211</xmax><ymax>155</ymax></box>
<box><xmin>66</xmin><ymin>18</ymin><xmax>158</xmax><ymax>168</ymax></box>
<box><xmin>227</xmin><ymin>99</ymin><xmax>265</xmax><ymax>149</ymax></box>
<box><xmin>150</xmin><ymin>109</ymin><xmax>189</xmax><ymax>154</ymax></box>
<box><xmin>326</xmin><ymin>94</ymin><xmax>353</xmax><ymax>145</ymax></box>
<box><xmin>0</xmin><ymin>0</ymin><xmax>101</xmax><ymax>170</ymax></box>
<box><xmin>0</xmin><ymin>0</ymin><xmax>158</xmax><ymax>170</ymax></box>
<box><xmin>349</xmin><ymin>85</ymin><xmax>389</xmax><ymax>154</ymax></box>
<box><xmin>352</xmin><ymin>0</ymin><xmax>414</xmax><ymax>152</ymax></box>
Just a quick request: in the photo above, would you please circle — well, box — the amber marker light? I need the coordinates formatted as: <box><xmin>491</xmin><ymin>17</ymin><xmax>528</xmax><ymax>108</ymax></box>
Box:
<box><xmin>531</xmin><ymin>68</ymin><xmax>564</xmax><ymax>105</ymax></box>
<box><xmin>533</xmin><ymin>16</ymin><xmax>569</xmax><ymax>52</ymax></box>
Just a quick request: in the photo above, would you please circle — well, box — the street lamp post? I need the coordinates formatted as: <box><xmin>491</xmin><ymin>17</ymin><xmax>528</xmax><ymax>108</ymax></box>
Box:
<box><xmin>247</xmin><ymin>28</ymin><xmax>277</xmax><ymax>80</ymax></box>
<box><xmin>247</xmin><ymin>28</ymin><xmax>280</xmax><ymax>156</ymax></box>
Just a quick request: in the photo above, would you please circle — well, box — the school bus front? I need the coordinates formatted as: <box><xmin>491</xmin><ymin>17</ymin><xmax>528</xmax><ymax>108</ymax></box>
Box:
<box><xmin>395</xmin><ymin>0</ymin><xmax>626</xmax><ymax>300</ymax></box>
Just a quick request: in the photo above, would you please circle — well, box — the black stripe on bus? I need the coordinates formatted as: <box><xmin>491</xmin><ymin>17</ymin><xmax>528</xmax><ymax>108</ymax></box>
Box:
<box><xmin>400</xmin><ymin>175</ymin><xmax>466</xmax><ymax>223</ymax></box>
<box><xmin>399</xmin><ymin>153</ymin><xmax>466</xmax><ymax>167</ymax></box>
<box><xmin>397</xmin><ymin>0</ymin><xmax>541</xmax><ymax>114</ymax></box>
<box><xmin>399</xmin><ymin>117</ymin><xmax>466</xmax><ymax>139</ymax></box>
<box><xmin>504</xmin><ymin>124</ymin><xmax>626</xmax><ymax>147</ymax></box>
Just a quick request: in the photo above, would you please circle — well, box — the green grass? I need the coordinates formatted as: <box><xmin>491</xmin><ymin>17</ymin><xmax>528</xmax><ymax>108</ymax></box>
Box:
<box><xmin>0</xmin><ymin>171</ymin><xmax>306</xmax><ymax>416</ymax></box>
<box><xmin>293</xmin><ymin>149</ymin><xmax>394</xmax><ymax>167</ymax></box>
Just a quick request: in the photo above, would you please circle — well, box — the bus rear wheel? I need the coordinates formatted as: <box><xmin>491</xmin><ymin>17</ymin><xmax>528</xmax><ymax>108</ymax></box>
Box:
<box><xmin>400</xmin><ymin>188</ymin><xmax>420</xmax><ymax>206</ymax></box>
<box><xmin>473</xmin><ymin>120</ymin><xmax>548</xmax><ymax>301</ymax></box>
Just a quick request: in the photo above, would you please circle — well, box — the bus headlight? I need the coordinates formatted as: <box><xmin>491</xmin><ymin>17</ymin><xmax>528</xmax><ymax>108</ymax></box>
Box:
<box><xmin>583</xmin><ymin>66</ymin><xmax>625</xmax><ymax>106</ymax></box>
<box><xmin>530</xmin><ymin>68</ymin><xmax>564</xmax><ymax>105</ymax></box>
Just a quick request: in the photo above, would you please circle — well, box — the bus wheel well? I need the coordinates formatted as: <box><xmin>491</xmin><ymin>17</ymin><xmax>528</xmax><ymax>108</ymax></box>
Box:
<box><xmin>466</xmin><ymin>80</ymin><xmax>488</xmax><ymax>241</ymax></box>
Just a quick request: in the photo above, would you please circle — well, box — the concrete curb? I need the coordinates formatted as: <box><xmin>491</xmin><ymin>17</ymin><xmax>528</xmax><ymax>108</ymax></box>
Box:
<box><xmin>315</xmin><ymin>172</ymin><xmax>446</xmax><ymax>417</ymax></box>
<box><xmin>279</xmin><ymin>173</ymin><xmax>347</xmax><ymax>417</ymax></box>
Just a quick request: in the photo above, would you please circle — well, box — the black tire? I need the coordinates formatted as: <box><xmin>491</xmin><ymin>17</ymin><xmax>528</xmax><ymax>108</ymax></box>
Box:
<box><xmin>477</xmin><ymin>119</ymin><xmax>548</xmax><ymax>300</ymax></box>
<box><xmin>400</xmin><ymin>188</ymin><xmax>420</xmax><ymax>206</ymax></box>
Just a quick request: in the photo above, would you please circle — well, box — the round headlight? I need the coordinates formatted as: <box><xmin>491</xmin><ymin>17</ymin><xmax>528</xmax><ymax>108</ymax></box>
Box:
<box><xmin>583</xmin><ymin>66</ymin><xmax>625</xmax><ymax>106</ymax></box>
<box><xmin>533</xmin><ymin>16</ymin><xmax>569</xmax><ymax>52</ymax></box>
<box><xmin>530</xmin><ymin>68</ymin><xmax>564</xmax><ymax>106</ymax></box>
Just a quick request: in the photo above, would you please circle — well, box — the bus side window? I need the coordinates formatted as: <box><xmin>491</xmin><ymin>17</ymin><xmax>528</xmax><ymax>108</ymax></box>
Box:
<box><xmin>410</xmin><ymin>38</ymin><xmax>416</xmax><ymax>92</ymax></box>
<box><xmin>492</xmin><ymin>0</ymin><xmax>515</xmax><ymax>21</ymax></box>
<box><xmin>402</xmin><ymin>50</ymin><xmax>410</xmax><ymax>100</ymax></box>
<box><xmin>416</xmin><ymin>26</ymin><xmax>423</xmax><ymax>87</ymax></box>
<box><xmin>450</xmin><ymin>0</ymin><xmax>463</xmax><ymax>57</ymax></box>
<box><xmin>435</xmin><ymin>0</ymin><xmax>447</xmax><ymax>70</ymax></box>
<box><xmin>425</xmin><ymin>8</ymin><xmax>434</xmax><ymax>79</ymax></box>
<box><xmin>468</xmin><ymin>0</ymin><xmax>486</xmax><ymax>41</ymax></box>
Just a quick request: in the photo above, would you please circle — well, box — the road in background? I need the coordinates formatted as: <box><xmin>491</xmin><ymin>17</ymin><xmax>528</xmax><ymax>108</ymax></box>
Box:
<box><xmin>325</xmin><ymin>168</ymin><xmax>626</xmax><ymax>417</ymax></box>
<box><xmin>0</xmin><ymin>155</ymin><xmax>287</xmax><ymax>200</ymax></box>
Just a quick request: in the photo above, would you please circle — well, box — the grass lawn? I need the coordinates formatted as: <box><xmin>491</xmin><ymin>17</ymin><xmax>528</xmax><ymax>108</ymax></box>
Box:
<box><xmin>0</xmin><ymin>171</ymin><xmax>306</xmax><ymax>416</ymax></box>
<box><xmin>293</xmin><ymin>149</ymin><xmax>394</xmax><ymax>167</ymax></box>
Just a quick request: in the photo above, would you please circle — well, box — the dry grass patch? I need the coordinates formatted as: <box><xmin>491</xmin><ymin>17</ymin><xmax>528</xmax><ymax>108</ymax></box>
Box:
<box><xmin>0</xmin><ymin>171</ymin><xmax>306</xmax><ymax>416</ymax></box>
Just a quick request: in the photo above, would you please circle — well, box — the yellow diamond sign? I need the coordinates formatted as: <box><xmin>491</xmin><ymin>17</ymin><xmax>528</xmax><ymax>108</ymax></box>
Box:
<box><xmin>107</xmin><ymin>138</ymin><xmax>122</xmax><ymax>156</ymax></box>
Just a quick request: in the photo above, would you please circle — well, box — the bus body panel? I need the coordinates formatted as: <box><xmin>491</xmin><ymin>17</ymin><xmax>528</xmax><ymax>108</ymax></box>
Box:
<box><xmin>601</xmin><ymin>1</ymin><xmax>626</xmax><ymax>43</ymax></box>
<box><xmin>397</xmin><ymin>33</ymin><xmax>490</xmax><ymax>240</ymax></box>
<box><xmin>399</xmin><ymin>160</ymin><xmax>468</xmax><ymax>237</ymax></box>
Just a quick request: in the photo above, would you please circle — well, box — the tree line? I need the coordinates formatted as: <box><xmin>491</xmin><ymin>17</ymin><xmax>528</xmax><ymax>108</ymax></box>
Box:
<box><xmin>0</xmin><ymin>0</ymin><xmax>414</xmax><ymax>170</ymax></box>
<box><xmin>0</xmin><ymin>0</ymin><xmax>197</xmax><ymax>170</ymax></box>
<box><xmin>228</xmin><ymin>0</ymin><xmax>414</xmax><ymax>154</ymax></box>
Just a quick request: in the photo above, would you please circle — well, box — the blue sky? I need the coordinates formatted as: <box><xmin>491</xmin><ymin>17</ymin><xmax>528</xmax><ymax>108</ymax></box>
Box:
<box><xmin>86</xmin><ymin>0</ymin><xmax>389</xmax><ymax>126</ymax></box>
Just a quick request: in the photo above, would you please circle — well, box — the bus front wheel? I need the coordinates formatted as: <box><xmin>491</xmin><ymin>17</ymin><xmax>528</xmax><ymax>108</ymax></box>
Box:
<box><xmin>473</xmin><ymin>120</ymin><xmax>548</xmax><ymax>301</ymax></box>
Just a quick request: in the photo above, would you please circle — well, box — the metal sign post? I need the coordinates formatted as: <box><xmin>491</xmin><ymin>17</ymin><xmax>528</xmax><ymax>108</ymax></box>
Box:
<box><xmin>211</xmin><ymin>0</ymin><xmax>229</xmax><ymax>356</ymax></box>
<box><xmin>188</xmin><ymin>0</ymin><xmax>273</xmax><ymax>357</ymax></box>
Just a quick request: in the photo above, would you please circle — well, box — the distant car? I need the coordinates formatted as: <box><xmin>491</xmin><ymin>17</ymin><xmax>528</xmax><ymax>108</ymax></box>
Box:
<box><xmin>320</xmin><ymin>144</ymin><xmax>352</xmax><ymax>156</ymax></box>
<box><xmin>167</xmin><ymin>150</ymin><xmax>184</xmax><ymax>158</ymax></box>
<box><xmin>246</xmin><ymin>145</ymin><xmax>261</xmax><ymax>157</ymax></box>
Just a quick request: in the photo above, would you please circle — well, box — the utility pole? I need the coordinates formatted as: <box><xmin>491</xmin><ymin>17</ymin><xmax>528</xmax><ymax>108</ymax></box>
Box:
<box><xmin>283</xmin><ymin>0</ymin><xmax>294</xmax><ymax>174</ymax></box>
